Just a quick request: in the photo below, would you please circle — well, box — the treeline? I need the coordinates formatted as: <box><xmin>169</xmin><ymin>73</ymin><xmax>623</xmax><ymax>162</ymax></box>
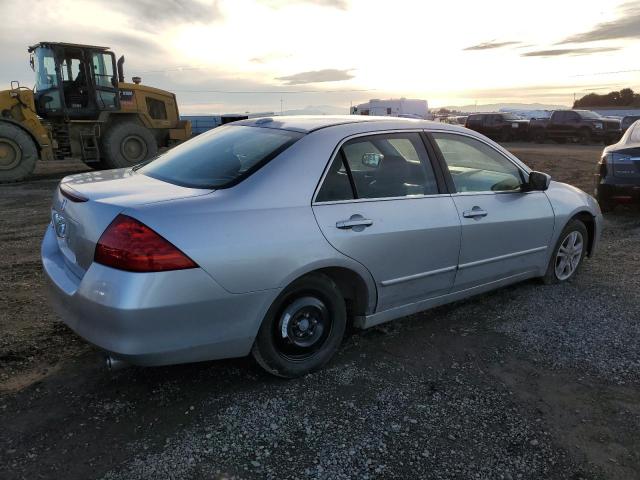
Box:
<box><xmin>573</xmin><ymin>88</ymin><xmax>640</xmax><ymax>108</ymax></box>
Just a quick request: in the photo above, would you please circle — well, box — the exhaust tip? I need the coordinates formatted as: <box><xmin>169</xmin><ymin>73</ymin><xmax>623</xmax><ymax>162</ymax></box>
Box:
<box><xmin>105</xmin><ymin>355</ymin><xmax>128</xmax><ymax>371</ymax></box>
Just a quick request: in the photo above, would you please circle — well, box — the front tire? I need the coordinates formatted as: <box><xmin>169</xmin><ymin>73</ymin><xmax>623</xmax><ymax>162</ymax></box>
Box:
<box><xmin>252</xmin><ymin>273</ymin><xmax>347</xmax><ymax>378</ymax></box>
<box><xmin>101</xmin><ymin>122</ymin><xmax>158</xmax><ymax>169</ymax></box>
<box><xmin>0</xmin><ymin>123</ymin><xmax>38</xmax><ymax>183</ymax></box>
<box><xmin>542</xmin><ymin>219</ymin><xmax>588</xmax><ymax>284</ymax></box>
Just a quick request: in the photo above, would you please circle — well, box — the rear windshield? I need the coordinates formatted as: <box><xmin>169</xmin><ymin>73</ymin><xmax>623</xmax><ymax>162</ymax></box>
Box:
<box><xmin>139</xmin><ymin>125</ymin><xmax>304</xmax><ymax>189</ymax></box>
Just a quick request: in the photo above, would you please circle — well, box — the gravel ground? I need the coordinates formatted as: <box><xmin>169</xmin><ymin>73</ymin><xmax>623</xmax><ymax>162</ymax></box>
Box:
<box><xmin>1</xmin><ymin>144</ymin><xmax>639</xmax><ymax>479</ymax></box>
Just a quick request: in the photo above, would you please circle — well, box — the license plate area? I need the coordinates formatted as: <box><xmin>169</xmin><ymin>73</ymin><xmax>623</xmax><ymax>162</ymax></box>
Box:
<box><xmin>52</xmin><ymin>208</ymin><xmax>78</xmax><ymax>265</ymax></box>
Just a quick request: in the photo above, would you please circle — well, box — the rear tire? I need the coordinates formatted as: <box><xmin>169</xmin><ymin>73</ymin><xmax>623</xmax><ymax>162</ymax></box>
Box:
<box><xmin>101</xmin><ymin>122</ymin><xmax>157</xmax><ymax>169</ymax></box>
<box><xmin>578</xmin><ymin>128</ymin><xmax>592</xmax><ymax>145</ymax></box>
<box><xmin>531</xmin><ymin>129</ymin><xmax>545</xmax><ymax>143</ymax></box>
<box><xmin>500</xmin><ymin>129</ymin><xmax>512</xmax><ymax>143</ymax></box>
<box><xmin>0</xmin><ymin>123</ymin><xmax>38</xmax><ymax>183</ymax></box>
<box><xmin>251</xmin><ymin>273</ymin><xmax>347</xmax><ymax>378</ymax></box>
<box><xmin>542</xmin><ymin>219</ymin><xmax>588</xmax><ymax>284</ymax></box>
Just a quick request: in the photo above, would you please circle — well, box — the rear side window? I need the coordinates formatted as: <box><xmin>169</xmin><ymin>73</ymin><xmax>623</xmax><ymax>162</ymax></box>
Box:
<box><xmin>146</xmin><ymin>97</ymin><xmax>167</xmax><ymax>120</ymax></box>
<box><xmin>316</xmin><ymin>132</ymin><xmax>439</xmax><ymax>201</ymax></box>
<box><xmin>139</xmin><ymin>125</ymin><xmax>303</xmax><ymax>189</ymax></box>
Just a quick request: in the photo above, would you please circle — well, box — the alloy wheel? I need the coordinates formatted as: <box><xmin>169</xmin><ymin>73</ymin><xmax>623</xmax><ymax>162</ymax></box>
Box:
<box><xmin>555</xmin><ymin>231</ymin><xmax>584</xmax><ymax>280</ymax></box>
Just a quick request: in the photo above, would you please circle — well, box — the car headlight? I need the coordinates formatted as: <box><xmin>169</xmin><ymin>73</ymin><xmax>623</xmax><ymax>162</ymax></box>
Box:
<box><xmin>594</xmin><ymin>122</ymin><xmax>603</xmax><ymax>129</ymax></box>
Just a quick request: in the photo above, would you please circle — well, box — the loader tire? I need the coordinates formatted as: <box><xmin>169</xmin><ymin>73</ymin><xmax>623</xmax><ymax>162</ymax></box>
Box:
<box><xmin>0</xmin><ymin>123</ymin><xmax>38</xmax><ymax>183</ymax></box>
<box><xmin>101</xmin><ymin>122</ymin><xmax>157</xmax><ymax>169</ymax></box>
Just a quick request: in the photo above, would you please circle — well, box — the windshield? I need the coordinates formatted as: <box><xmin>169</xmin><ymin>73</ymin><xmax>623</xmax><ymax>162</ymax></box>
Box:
<box><xmin>139</xmin><ymin>125</ymin><xmax>304</xmax><ymax>189</ymax></box>
<box><xmin>577</xmin><ymin>110</ymin><xmax>602</xmax><ymax>120</ymax></box>
<box><xmin>502</xmin><ymin>113</ymin><xmax>522</xmax><ymax>121</ymax></box>
<box><xmin>33</xmin><ymin>47</ymin><xmax>59</xmax><ymax>92</ymax></box>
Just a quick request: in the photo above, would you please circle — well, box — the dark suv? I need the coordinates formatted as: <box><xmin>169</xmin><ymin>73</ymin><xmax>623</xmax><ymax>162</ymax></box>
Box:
<box><xmin>530</xmin><ymin>110</ymin><xmax>621</xmax><ymax>144</ymax></box>
<box><xmin>595</xmin><ymin>119</ymin><xmax>640</xmax><ymax>212</ymax></box>
<box><xmin>621</xmin><ymin>115</ymin><xmax>640</xmax><ymax>134</ymax></box>
<box><xmin>464</xmin><ymin>113</ymin><xmax>529</xmax><ymax>141</ymax></box>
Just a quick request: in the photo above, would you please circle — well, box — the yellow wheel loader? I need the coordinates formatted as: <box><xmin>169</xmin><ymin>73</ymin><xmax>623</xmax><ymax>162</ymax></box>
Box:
<box><xmin>0</xmin><ymin>42</ymin><xmax>191</xmax><ymax>183</ymax></box>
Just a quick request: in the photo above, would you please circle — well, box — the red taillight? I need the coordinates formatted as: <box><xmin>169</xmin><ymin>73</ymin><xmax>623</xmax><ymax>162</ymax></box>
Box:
<box><xmin>94</xmin><ymin>215</ymin><xmax>197</xmax><ymax>272</ymax></box>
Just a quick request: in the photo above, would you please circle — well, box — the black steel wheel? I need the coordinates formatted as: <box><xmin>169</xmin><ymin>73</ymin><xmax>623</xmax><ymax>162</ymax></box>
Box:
<box><xmin>252</xmin><ymin>273</ymin><xmax>347</xmax><ymax>378</ymax></box>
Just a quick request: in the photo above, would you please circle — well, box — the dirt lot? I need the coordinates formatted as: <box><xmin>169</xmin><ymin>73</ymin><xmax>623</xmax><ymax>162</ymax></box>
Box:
<box><xmin>1</xmin><ymin>143</ymin><xmax>639</xmax><ymax>480</ymax></box>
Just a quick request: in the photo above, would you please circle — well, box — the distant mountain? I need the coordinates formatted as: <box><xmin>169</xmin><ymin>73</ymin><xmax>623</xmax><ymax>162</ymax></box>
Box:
<box><xmin>282</xmin><ymin>104</ymin><xmax>349</xmax><ymax>115</ymax></box>
<box><xmin>438</xmin><ymin>102</ymin><xmax>568</xmax><ymax>113</ymax></box>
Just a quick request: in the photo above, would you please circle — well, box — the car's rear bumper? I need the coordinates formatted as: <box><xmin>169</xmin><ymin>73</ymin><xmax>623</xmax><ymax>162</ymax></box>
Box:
<box><xmin>41</xmin><ymin>225</ymin><xmax>277</xmax><ymax>366</ymax></box>
<box><xmin>596</xmin><ymin>179</ymin><xmax>640</xmax><ymax>205</ymax></box>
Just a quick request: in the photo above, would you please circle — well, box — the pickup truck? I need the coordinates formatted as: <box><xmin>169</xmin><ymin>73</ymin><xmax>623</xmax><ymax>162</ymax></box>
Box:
<box><xmin>464</xmin><ymin>113</ymin><xmax>529</xmax><ymax>141</ymax></box>
<box><xmin>529</xmin><ymin>110</ymin><xmax>621</xmax><ymax>144</ymax></box>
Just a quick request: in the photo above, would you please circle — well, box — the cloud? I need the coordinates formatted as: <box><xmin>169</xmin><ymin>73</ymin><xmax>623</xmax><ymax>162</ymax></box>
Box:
<box><xmin>521</xmin><ymin>47</ymin><xmax>620</xmax><ymax>57</ymax></box>
<box><xmin>260</xmin><ymin>0</ymin><xmax>349</xmax><ymax>9</ymax></box>
<box><xmin>464</xmin><ymin>40</ymin><xmax>521</xmax><ymax>51</ymax></box>
<box><xmin>250</xmin><ymin>52</ymin><xmax>293</xmax><ymax>64</ymax></box>
<box><xmin>276</xmin><ymin>68</ymin><xmax>354</xmax><ymax>85</ymax></box>
<box><xmin>558</xmin><ymin>1</ymin><xmax>640</xmax><ymax>43</ymax></box>
<box><xmin>106</xmin><ymin>0</ymin><xmax>222</xmax><ymax>30</ymax></box>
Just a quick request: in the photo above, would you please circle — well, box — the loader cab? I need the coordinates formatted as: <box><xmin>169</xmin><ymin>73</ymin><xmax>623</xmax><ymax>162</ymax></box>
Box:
<box><xmin>29</xmin><ymin>42</ymin><xmax>119</xmax><ymax>120</ymax></box>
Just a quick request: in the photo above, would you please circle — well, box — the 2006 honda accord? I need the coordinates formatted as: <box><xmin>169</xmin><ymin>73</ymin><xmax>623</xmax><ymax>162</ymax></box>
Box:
<box><xmin>42</xmin><ymin>116</ymin><xmax>602</xmax><ymax>377</ymax></box>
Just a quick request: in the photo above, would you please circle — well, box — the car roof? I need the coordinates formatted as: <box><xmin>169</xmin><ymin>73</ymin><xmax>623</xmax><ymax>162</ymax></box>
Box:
<box><xmin>233</xmin><ymin>115</ymin><xmax>449</xmax><ymax>133</ymax></box>
<box><xmin>28</xmin><ymin>42</ymin><xmax>111</xmax><ymax>52</ymax></box>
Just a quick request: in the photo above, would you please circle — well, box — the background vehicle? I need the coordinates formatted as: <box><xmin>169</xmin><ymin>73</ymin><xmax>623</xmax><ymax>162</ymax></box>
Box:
<box><xmin>621</xmin><ymin>115</ymin><xmax>640</xmax><ymax>134</ymax></box>
<box><xmin>529</xmin><ymin>110</ymin><xmax>621</xmax><ymax>144</ymax></box>
<box><xmin>42</xmin><ymin>116</ymin><xmax>601</xmax><ymax>378</ymax></box>
<box><xmin>464</xmin><ymin>113</ymin><xmax>529</xmax><ymax>141</ymax></box>
<box><xmin>596</xmin><ymin>119</ymin><xmax>640</xmax><ymax>212</ymax></box>
<box><xmin>351</xmin><ymin>98</ymin><xmax>433</xmax><ymax>119</ymax></box>
<box><xmin>0</xmin><ymin>42</ymin><xmax>191</xmax><ymax>183</ymax></box>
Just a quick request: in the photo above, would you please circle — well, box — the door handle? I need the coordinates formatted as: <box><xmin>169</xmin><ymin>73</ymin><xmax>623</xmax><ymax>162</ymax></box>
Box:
<box><xmin>462</xmin><ymin>207</ymin><xmax>488</xmax><ymax>218</ymax></box>
<box><xmin>336</xmin><ymin>218</ymin><xmax>373</xmax><ymax>229</ymax></box>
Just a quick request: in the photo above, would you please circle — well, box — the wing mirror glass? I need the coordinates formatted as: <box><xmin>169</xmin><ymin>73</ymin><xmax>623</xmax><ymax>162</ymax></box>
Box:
<box><xmin>526</xmin><ymin>171</ymin><xmax>551</xmax><ymax>191</ymax></box>
<box><xmin>362</xmin><ymin>152</ymin><xmax>383</xmax><ymax>168</ymax></box>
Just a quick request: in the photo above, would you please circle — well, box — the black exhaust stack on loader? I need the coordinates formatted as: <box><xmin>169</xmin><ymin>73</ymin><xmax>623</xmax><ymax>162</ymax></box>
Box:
<box><xmin>117</xmin><ymin>55</ymin><xmax>125</xmax><ymax>83</ymax></box>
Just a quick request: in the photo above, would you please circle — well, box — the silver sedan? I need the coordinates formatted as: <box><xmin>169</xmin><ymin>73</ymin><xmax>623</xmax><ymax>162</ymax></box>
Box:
<box><xmin>42</xmin><ymin>116</ymin><xmax>602</xmax><ymax>377</ymax></box>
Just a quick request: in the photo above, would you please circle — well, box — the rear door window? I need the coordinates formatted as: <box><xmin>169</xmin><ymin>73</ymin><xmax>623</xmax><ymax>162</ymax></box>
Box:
<box><xmin>316</xmin><ymin>132</ymin><xmax>439</xmax><ymax>201</ymax></box>
<box><xmin>140</xmin><ymin>125</ymin><xmax>303</xmax><ymax>188</ymax></box>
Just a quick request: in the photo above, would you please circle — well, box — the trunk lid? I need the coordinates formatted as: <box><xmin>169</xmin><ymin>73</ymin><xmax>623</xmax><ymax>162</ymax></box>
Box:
<box><xmin>52</xmin><ymin>169</ymin><xmax>211</xmax><ymax>276</ymax></box>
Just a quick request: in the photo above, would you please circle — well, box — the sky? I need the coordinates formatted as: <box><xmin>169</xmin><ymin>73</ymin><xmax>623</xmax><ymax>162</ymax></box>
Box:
<box><xmin>0</xmin><ymin>0</ymin><xmax>639</xmax><ymax>114</ymax></box>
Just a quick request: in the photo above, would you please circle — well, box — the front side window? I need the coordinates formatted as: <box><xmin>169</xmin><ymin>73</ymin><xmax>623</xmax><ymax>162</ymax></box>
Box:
<box><xmin>91</xmin><ymin>53</ymin><xmax>115</xmax><ymax>88</ymax></box>
<box><xmin>140</xmin><ymin>125</ymin><xmax>303</xmax><ymax>188</ymax></box>
<box><xmin>432</xmin><ymin>133</ymin><xmax>523</xmax><ymax>193</ymax></box>
<box><xmin>316</xmin><ymin>132</ymin><xmax>438</xmax><ymax>201</ymax></box>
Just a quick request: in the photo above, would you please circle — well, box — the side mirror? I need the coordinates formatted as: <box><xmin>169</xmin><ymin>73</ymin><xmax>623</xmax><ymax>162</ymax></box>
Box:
<box><xmin>525</xmin><ymin>171</ymin><xmax>551</xmax><ymax>191</ymax></box>
<box><xmin>362</xmin><ymin>152</ymin><xmax>383</xmax><ymax>168</ymax></box>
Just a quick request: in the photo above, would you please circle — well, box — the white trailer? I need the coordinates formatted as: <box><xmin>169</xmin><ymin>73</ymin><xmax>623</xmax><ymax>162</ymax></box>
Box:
<box><xmin>351</xmin><ymin>98</ymin><xmax>432</xmax><ymax>120</ymax></box>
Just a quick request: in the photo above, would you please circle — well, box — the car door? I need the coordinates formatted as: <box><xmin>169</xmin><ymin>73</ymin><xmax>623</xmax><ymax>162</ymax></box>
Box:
<box><xmin>429</xmin><ymin>131</ymin><xmax>555</xmax><ymax>290</ymax></box>
<box><xmin>312</xmin><ymin>132</ymin><xmax>461</xmax><ymax>311</ymax></box>
<box><xmin>547</xmin><ymin>111</ymin><xmax>565</xmax><ymax>138</ymax></box>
